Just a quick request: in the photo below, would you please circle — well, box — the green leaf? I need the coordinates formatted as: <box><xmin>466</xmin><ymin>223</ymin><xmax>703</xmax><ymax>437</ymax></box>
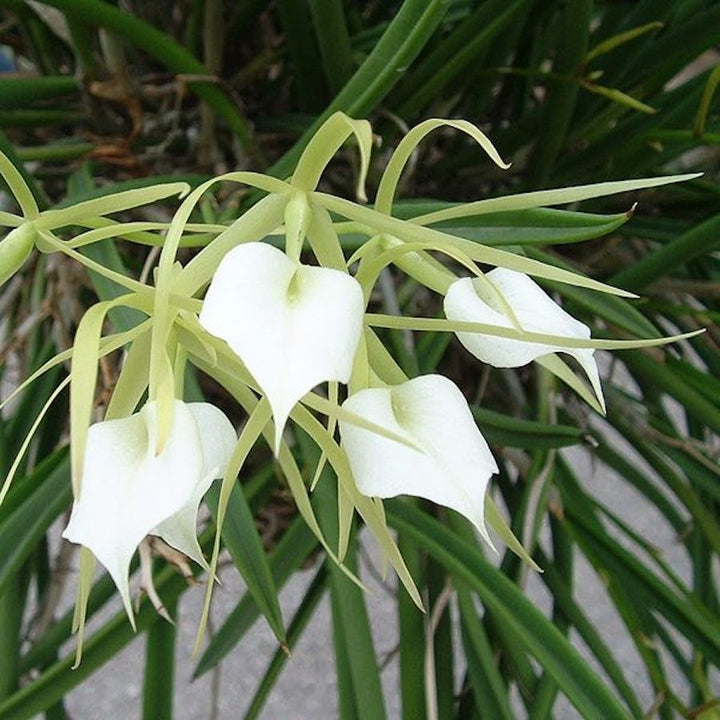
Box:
<box><xmin>194</xmin><ymin>515</ymin><xmax>318</xmax><ymax>677</ymax></box>
<box><xmin>142</xmin><ymin>594</ymin><xmax>177</xmax><ymax>720</ymax></box>
<box><xmin>0</xmin><ymin>563</ymin><xmax>191</xmax><ymax>720</ymax></box>
<box><xmin>314</xmin><ymin>475</ymin><xmax>387</xmax><ymax>720</ymax></box>
<box><xmin>204</xmin><ymin>481</ymin><xmax>286</xmax><ymax>646</ymax></box>
<box><xmin>432</xmin><ymin>207</ymin><xmax>632</xmax><ymax>247</ymax></box>
<box><xmin>535</xmin><ymin>548</ymin><xmax>644</xmax><ymax>717</ymax></box>
<box><xmin>386</xmin><ymin>500</ymin><xmax>633</xmax><ymax>720</ymax></box>
<box><xmin>0</xmin><ymin>450</ymin><xmax>70</xmax><ymax>594</ymax></box>
<box><xmin>557</xmin><ymin>463</ymin><xmax>720</xmax><ymax>668</ymax></box>
<box><xmin>457</xmin><ymin>587</ymin><xmax>515</xmax><ymax>720</ymax></box>
<box><xmin>473</xmin><ymin>406</ymin><xmax>585</xmax><ymax>449</ymax></box>
<box><xmin>268</xmin><ymin>0</ymin><xmax>449</xmax><ymax>179</ymax></box>
<box><xmin>244</xmin><ymin>564</ymin><xmax>328</xmax><ymax>720</ymax></box>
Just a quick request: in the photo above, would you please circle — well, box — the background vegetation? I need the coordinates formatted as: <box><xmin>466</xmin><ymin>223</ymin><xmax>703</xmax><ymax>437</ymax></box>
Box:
<box><xmin>0</xmin><ymin>1</ymin><xmax>718</xmax><ymax>718</ymax></box>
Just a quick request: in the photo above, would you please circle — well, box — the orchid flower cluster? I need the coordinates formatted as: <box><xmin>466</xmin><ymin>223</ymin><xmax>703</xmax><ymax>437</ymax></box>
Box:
<box><xmin>0</xmin><ymin>114</ymin><xmax>699</xmax><ymax>657</ymax></box>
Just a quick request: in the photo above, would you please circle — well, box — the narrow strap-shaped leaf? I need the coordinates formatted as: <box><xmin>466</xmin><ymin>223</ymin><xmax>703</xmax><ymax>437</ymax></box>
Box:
<box><xmin>535</xmin><ymin>548</ymin><xmax>644</xmax><ymax>717</ymax></box>
<box><xmin>397</xmin><ymin>531</ymin><xmax>427</xmax><ymax>720</ymax></box>
<box><xmin>0</xmin><ymin>560</ymin><xmax>193</xmax><ymax>720</ymax></box>
<box><xmin>194</xmin><ymin>514</ymin><xmax>317</xmax><ymax>676</ymax></box>
<box><xmin>204</xmin><ymin>481</ymin><xmax>286</xmax><ymax>646</ymax></box>
<box><xmin>267</xmin><ymin>0</ymin><xmax>449</xmax><ymax>180</ymax></box>
<box><xmin>557</xmin><ymin>469</ymin><xmax>720</xmax><ymax>666</ymax></box>
<box><xmin>386</xmin><ymin>500</ymin><xmax>633</xmax><ymax>720</ymax></box>
<box><xmin>307</xmin><ymin>0</ymin><xmax>353</xmax><ymax>96</ymax></box>
<box><xmin>0</xmin><ymin>450</ymin><xmax>70</xmax><ymax>593</ymax></box>
<box><xmin>611</xmin><ymin>212</ymin><xmax>720</xmax><ymax>292</ymax></box>
<box><xmin>472</xmin><ymin>406</ymin><xmax>584</xmax><ymax>449</ymax></box>
<box><xmin>313</xmin><ymin>475</ymin><xmax>387</xmax><ymax>720</ymax></box>
<box><xmin>194</xmin><ymin>399</ymin><xmax>272</xmax><ymax>654</ymax></box>
<box><xmin>141</xmin><ymin>594</ymin><xmax>177</xmax><ymax>720</ymax></box>
<box><xmin>457</xmin><ymin>587</ymin><xmax>515</xmax><ymax>720</ymax></box>
<box><xmin>244</xmin><ymin>564</ymin><xmax>328</xmax><ymax>720</ymax></box>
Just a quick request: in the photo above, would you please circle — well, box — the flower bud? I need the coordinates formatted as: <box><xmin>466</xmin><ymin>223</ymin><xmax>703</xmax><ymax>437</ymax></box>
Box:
<box><xmin>0</xmin><ymin>222</ymin><xmax>36</xmax><ymax>286</ymax></box>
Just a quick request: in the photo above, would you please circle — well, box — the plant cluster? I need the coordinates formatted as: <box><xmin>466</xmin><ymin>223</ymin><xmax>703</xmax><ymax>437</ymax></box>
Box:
<box><xmin>0</xmin><ymin>2</ymin><xmax>718</xmax><ymax>720</ymax></box>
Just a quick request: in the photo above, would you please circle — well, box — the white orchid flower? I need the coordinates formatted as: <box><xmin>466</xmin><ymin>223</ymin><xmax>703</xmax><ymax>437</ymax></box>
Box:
<box><xmin>199</xmin><ymin>241</ymin><xmax>364</xmax><ymax>452</ymax></box>
<box><xmin>62</xmin><ymin>400</ymin><xmax>236</xmax><ymax>621</ymax></box>
<box><xmin>340</xmin><ymin>375</ymin><xmax>498</xmax><ymax>544</ymax></box>
<box><xmin>444</xmin><ymin>268</ymin><xmax>603</xmax><ymax>407</ymax></box>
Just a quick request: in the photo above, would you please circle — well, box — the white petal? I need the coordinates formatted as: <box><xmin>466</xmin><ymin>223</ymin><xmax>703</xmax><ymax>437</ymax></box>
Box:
<box><xmin>153</xmin><ymin>403</ymin><xmax>236</xmax><ymax>569</ymax></box>
<box><xmin>62</xmin><ymin>401</ymin><xmax>205</xmax><ymax>619</ymax></box>
<box><xmin>189</xmin><ymin>402</ymin><xmax>237</xmax><ymax>480</ymax></box>
<box><xmin>340</xmin><ymin>375</ymin><xmax>498</xmax><ymax>543</ymax></box>
<box><xmin>444</xmin><ymin>269</ymin><xmax>602</xmax><ymax>399</ymax></box>
<box><xmin>199</xmin><ymin>242</ymin><xmax>364</xmax><ymax>451</ymax></box>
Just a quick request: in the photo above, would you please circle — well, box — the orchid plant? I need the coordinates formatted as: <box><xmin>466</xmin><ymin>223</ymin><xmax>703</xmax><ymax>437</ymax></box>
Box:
<box><xmin>0</xmin><ymin>113</ymin><xmax>701</xmax><ymax>664</ymax></box>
